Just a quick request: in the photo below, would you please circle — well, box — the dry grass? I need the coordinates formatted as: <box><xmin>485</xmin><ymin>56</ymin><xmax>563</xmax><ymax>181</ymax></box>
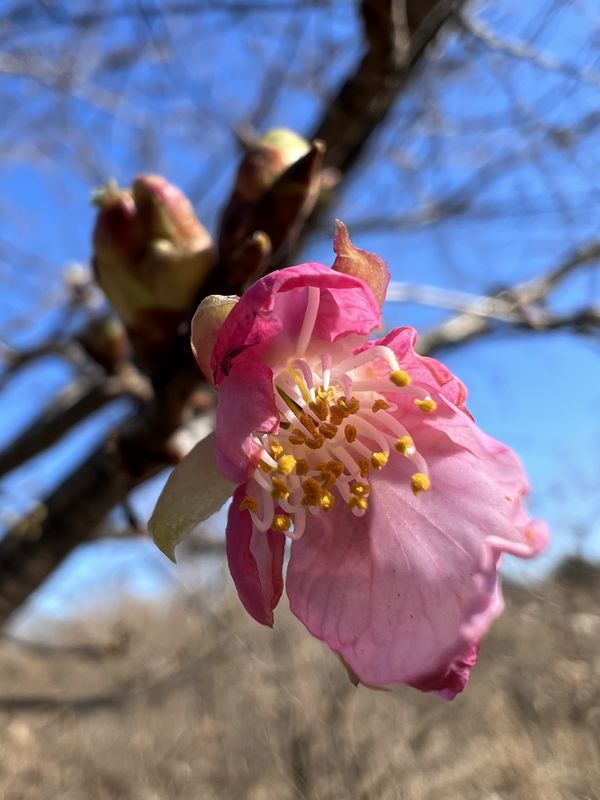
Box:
<box><xmin>0</xmin><ymin>559</ymin><xmax>599</xmax><ymax>800</ymax></box>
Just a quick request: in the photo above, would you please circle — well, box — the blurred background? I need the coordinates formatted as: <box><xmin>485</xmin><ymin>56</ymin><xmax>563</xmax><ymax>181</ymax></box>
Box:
<box><xmin>1</xmin><ymin>1</ymin><xmax>599</xmax><ymax>797</ymax></box>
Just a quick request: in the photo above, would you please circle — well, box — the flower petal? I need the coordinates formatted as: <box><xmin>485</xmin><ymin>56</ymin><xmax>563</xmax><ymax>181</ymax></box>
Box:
<box><xmin>412</xmin><ymin>409</ymin><xmax>549</xmax><ymax>558</ymax></box>
<box><xmin>226</xmin><ymin>484</ymin><xmax>286</xmax><ymax>627</ymax></box>
<box><xmin>149</xmin><ymin>431</ymin><xmax>234</xmax><ymax>561</ymax></box>
<box><xmin>215</xmin><ymin>356</ymin><xmax>280</xmax><ymax>484</ymax></box>
<box><xmin>285</xmin><ymin>432</ymin><xmax>522</xmax><ymax>693</ymax></box>
<box><xmin>211</xmin><ymin>263</ymin><xmax>380</xmax><ymax>382</ymax></box>
<box><xmin>331</xmin><ymin>220</ymin><xmax>390</xmax><ymax>308</ymax></box>
<box><xmin>359</xmin><ymin>327</ymin><xmax>470</xmax><ymax>412</ymax></box>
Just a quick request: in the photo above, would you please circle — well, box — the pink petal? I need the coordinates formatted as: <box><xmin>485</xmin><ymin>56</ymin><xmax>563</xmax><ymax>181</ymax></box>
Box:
<box><xmin>226</xmin><ymin>484</ymin><xmax>285</xmax><ymax>627</ymax></box>
<box><xmin>211</xmin><ymin>263</ymin><xmax>380</xmax><ymax>383</ymax></box>
<box><xmin>411</xmin><ymin>408</ymin><xmax>549</xmax><ymax>559</ymax></box>
<box><xmin>215</xmin><ymin>355</ymin><xmax>279</xmax><ymax>484</ymax></box>
<box><xmin>358</xmin><ymin>327</ymin><xmax>470</xmax><ymax>413</ymax></box>
<box><xmin>331</xmin><ymin>220</ymin><xmax>390</xmax><ymax>308</ymax></box>
<box><xmin>285</xmin><ymin>416</ymin><xmax>541</xmax><ymax>692</ymax></box>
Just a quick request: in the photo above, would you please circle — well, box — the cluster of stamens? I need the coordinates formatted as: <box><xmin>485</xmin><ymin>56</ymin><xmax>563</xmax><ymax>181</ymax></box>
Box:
<box><xmin>238</xmin><ymin>287</ymin><xmax>438</xmax><ymax>538</ymax></box>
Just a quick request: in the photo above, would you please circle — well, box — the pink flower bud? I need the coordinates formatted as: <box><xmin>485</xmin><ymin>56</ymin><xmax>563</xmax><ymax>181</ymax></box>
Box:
<box><xmin>92</xmin><ymin>175</ymin><xmax>214</xmax><ymax>335</ymax></box>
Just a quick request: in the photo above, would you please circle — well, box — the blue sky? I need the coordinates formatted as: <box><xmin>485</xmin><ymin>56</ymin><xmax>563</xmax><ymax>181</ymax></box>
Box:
<box><xmin>1</xmin><ymin>0</ymin><xmax>600</xmax><ymax>627</ymax></box>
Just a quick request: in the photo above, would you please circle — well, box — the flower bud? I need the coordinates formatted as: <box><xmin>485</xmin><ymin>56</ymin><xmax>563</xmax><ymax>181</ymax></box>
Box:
<box><xmin>219</xmin><ymin>128</ymin><xmax>324</xmax><ymax>269</ymax></box>
<box><xmin>92</xmin><ymin>175</ymin><xmax>214</xmax><ymax>339</ymax></box>
<box><xmin>191</xmin><ymin>295</ymin><xmax>239</xmax><ymax>383</ymax></box>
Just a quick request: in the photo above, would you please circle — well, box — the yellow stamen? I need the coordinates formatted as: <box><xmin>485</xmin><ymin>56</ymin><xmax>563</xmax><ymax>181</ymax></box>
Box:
<box><xmin>299</xmin><ymin>413</ymin><xmax>318</xmax><ymax>436</ymax></box>
<box><xmin>271</xmin><ymin>477</ymin><xmax>290</xmax><ymax>501</ymax></box>
<box><xmin>358</xmin><ymin>458</ymin><xmax>371</xmax><ymax>478</ymax></box>
<box><xmin>289</xmin><ymin>428</ymin><xmax>307</xmax><ymax>445</ymax></box>
<box><xmin>338</xmin><ymin>396</ymin><xmax>360</xmax><ymax>415</ymax></box>
<box><xmin>390</xmin><ymin>370</ymin><xmax>412</xmax><ymax>387</ymax></box>
<box><xmin>372</xmin><ymin>398</ymin><xmax>391</xmax><ymax>412</ymax></box>
<box><xmin>309</xmin><ymin>398</ymin><xmax>329</xmax><ymax>421</ymax></box>
<box><xmin>288</xmin><ymin>367</ymin><xmax>311</xmax><ymax>404</ymax></box>
<box><xmin>330</xmin><ymin>406</ymin><xmax>346</xmax><ymax>425</ymax></box>
<box><xmin>351</xmin><ymin>483</ymin><xmax>370</xmax><ymax>497</ymax></box>
<box><xmin>411</xmin><ymin>473</ymin><xmax>431</xmax><ymax>495</ymax></box>
<box><xmin>258</xmin><ymin>459</ymin><xmax>273</xmax><ymax>472</ymax></box>
<box><xmin>414</xmin><ymin>397</ymin><xmax>437</xmax><ymax>413</ymax></box>
<box><xmin>319</xmin><ymin>491</ymin><xmax>335</xmax><ymax>512</ymax></box>
<box><xmin>316</xmin><ymin>386</ymin><xmax>336</xmax><ymax>403</ymax></box>
<box><xmin>370</xmin><ymin>451</ymin><xmax>389</xmax><ymax>470</ymax></box>
<box><xmin>272</xmin><ymin>514</ymin><xmax>291</xmax><ymax>533</ymax></box>
<box><xmin>269</xmin><ymin>441</ymin><xmax>284</xmax><ymax>458</ymax></box>
<box><xmin>394</xmin><ymin>436</ymin><xmax>415</xmax><ymax>456</ymax></box>
<box><xmin>295</xmin><ymin>458</ymin><xmax>309</xmax><ymax>476</ymax></box>
<box><xmin>277</xmin><ymin>455</ymin><xmax>297</xmax><ymax>475</ymax></box>
<box><xmin>240</xmin><ymin>496</ymin><xmax>258</xmax><ymax>513</ymax></box>
<box><xmin>319</xmin><ymin>422</ymin><xmax>338</xmax><ymax>439</ymax></box>
<box><xmin>344</xmin><ymin>424</ymin><xmax>357</xmax><ymax>443</ymax></box>
<box><xmin>347</xmin><ymin>495</ymin><xmax>369</xmax><ymax>512</ymax></box>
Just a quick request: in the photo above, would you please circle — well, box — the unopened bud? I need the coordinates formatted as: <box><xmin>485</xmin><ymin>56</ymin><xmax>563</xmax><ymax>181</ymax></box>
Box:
<box><xmin>92</xmin><ymin>175</ymin><xmax>214</xmax><ymax>338</ymax></box>
<box><xmin>191</xmin><ymin>295</ymin><xmax>239</xmax><ymax>383</ymax></box>
<box><xmin>219</xmin><ymin>128</ymin><xmax>324</xmax><ymax>268</ymax></box>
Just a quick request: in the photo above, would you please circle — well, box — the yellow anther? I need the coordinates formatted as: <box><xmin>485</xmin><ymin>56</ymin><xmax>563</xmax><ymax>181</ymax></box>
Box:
<box><xmin>390</xmin><ymin>370</ymin><xmax>412</xmax><ymax>387</ymax></box>
<box><xmin>414</xmin><ymin>397</ymin><xmax>437</xmax><ymax>413</ymax></box>
<box><xmin>295</xmin><ymin>458</ymin><xmax>309</xmax><ymax>476</ymax></box>
<box><xmin>240</xmin><ymin>496</ymin><xmax>258</xmax><ymax>513</ymax></box>
<box><xmin>319</xmin><ymin>422</ymin><xmax>338</xmax><ymax>440</ymax></box>
<box><xmin>258</xmin><ymin>459</ymin><xmax>273</xmax><ymax>472</ymax></box>
<box><xmin>319</xmin><ymin>491</ymin><xmax>335</xmax><ymax>512</ymax></box>
<box><xmin>370</xmin><ymin>451</ymin><xmax>389</xmax><ymax>470</ymax></box>
<box><xmin>269</xmin><ymin>441</ymin><xmax>284</xmax><ymax>458</ymax></box>
<box><xmin>330</xmin><ymin>406</ymin><xmax>346</xmax><ymax>425</ymax></box>
<box><xmin>394</xmin><ymin>436</ymin><xmax>415</xmax><ymax>456</ymax></box>
<box><xmin>319</xmin><ymin>472</ymin><xmax>336</xmax><ymax>489</ymax></box>
<box><xmin>372</xmin><ymin>398</ymin><xmax>391</xmax><ymax>412</ymax></box>
<box><xmin>309</xmin><ymin>398</ymin><xmax>329</xmax><ymax>421</ymax></box>
<box><xmin>316</xmin><ymin>386</ymin><xmax>335</xmax><ymax>403</ymax></box>
<box><xmin>299</xmin><ymin>413</ymin><xmax>318</xmax><ymax>435</ymax></box>
<box><xmin>358</xmin><ymin>458</ymin><xmax>371</xmax><ymax>478</ymax></box>
<box><xmin>302</xmin><ymin>477</ymin><xmax>321</xmax><ymax>490</ymax></box>
<box><xmin>272</xmin><ymin>514</ymin><xmax>291</xmax><ymax>533</ymax></box>
<box><xmin>271</xmin><ymin>477</ymin><xmax>290</xmax><ymax>501</ymax></box>
<box><xmin>411</xmin><ymin>473</ymin><xmax>431</xmax><ymax>495</ymax></box>
<box><xmin>344</xmin><ymin>424</ymin><xmax>357</xmax><ymax>443</ymax></box>
<box><xmin>289</xmin><ymin>428</ymin><xmax>307</xmax><ymax>445</ymax></box>
<box><xmin>324</xmin><ymin>460</ymin><xmax>344</xmax><ymax>478</ymax></box>
<box><xmin>305</xmin><ymin>434</ymin><xmax>325</xmax><ymax>450</ymax></box>
<box><xmin>351</xmin><ymin>482</ymin><xmax>370</xmax><ymax>497</ymax></box>
<box><xmin>347</xmin><ymin>495</ymin><xmax>369</xmax><ymax>512</ymax></box>
<box><xmin>338</xmin><ymin>396</ymin><xmax>360</xmax><ymax>415</ymax></box>
<box><xmin>277</xmin><ymin>454</ymin><xmax>297</xmax><ymax>475</ymax></box>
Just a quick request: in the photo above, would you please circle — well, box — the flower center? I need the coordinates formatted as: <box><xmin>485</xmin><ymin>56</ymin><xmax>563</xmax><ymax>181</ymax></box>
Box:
<box><xmin>239</xmin><ymin>287</ymin><xmax>436</xmax><ymax>538</ymax></box>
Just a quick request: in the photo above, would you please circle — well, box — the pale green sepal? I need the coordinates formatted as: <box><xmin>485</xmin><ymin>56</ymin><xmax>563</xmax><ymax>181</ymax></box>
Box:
<box><xmin>149</xmin><ymin>431</ymin><xmax>234</xmax><ymax>562</ymax></box>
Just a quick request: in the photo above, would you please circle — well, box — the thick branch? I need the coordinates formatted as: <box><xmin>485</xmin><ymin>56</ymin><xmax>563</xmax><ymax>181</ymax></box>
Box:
<box><xmin>312</xmin><ymin>0</ymin><xmax>464</xmax><ymax>173</ymax></box>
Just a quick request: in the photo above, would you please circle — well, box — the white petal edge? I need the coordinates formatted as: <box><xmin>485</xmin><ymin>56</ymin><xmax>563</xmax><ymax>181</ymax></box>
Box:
<box><xmin>149</xmin><ymin>431</ymin><xmax>234</xmax><ymax>561</ymax></box>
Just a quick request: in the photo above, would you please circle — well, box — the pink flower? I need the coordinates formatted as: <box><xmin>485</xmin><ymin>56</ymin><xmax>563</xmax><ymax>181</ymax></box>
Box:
<box><xmin>150</xmin><ymin>223</ymin><xmax>548</xmax><ymax>698</ymax></box>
